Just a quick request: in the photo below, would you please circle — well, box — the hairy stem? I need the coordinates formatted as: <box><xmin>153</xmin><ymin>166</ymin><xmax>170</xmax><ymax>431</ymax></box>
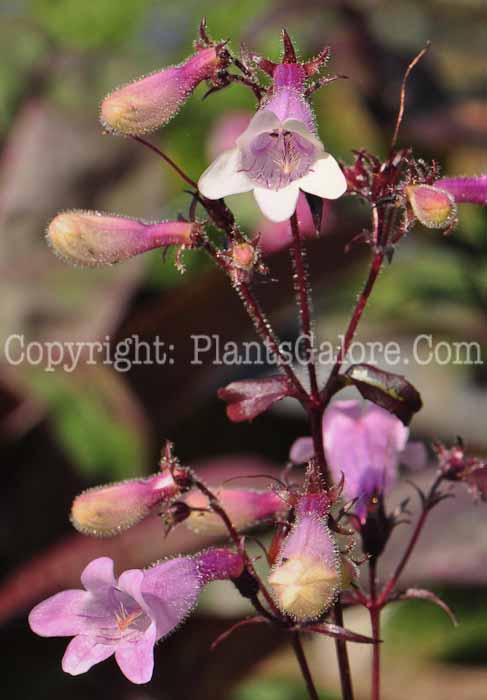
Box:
<box><xmin>333</xmin><ymin>601</ymin><xmax>355</xmax><ymax>700</ymax></box>
<box><xmin>289</xmin><ymin>212</ymin><xmax>320</xmax><ymax>401</ymax></box>
<box><xmin>291</xmin><ymin>632</ymin><xmax>320</xmax><ymax>700</ymax></box>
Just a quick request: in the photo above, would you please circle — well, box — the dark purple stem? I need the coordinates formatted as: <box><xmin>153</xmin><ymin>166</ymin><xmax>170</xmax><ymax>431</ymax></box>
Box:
<box><xmin>291</xmin><ymin>632</ymin><xmax>320</xmax><ymax>700</ymax></box>
<box><xmin>369</xmin><ymin>559</ymin><xmax>381</xmax><ymax>700</ymax></box>
<box><xmin>289</xmin><ymin>212</ymin><xmax>320</xmax><ymax>402</ymax></box>
<box><xmin>377</xmin><ymin>474</ymin><xmax>443</xmax><ymax>607</ymax></box>
<box><xmin>333</xmin><ymin>601</ymin><xmax>355</xmax><ymax>700</ymax></box>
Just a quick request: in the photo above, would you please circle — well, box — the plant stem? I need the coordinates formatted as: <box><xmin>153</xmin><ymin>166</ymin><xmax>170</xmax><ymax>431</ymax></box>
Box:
<box><xmin>322</xmin><ymin>247</ymin><xmax>384</xmax><ymax>398</ymax></box>
<box><xmin>369</xmin><ymin>559</ymin><xmax>381</xmax><ymax>700</ymax></box>
<box><xmin>289</xmin><ymin>213</ymin><xmax>320</xmax><ymax>402</ymax></box>
<box><xmin>377</xmin><ymin>475</ymin><xmax>442</xmax><ymax>607</ymax></box>
<box><xmin>291</xmin><ymin>632</ymin><xmax>320</xmax><ymax>700</ymax></box>
<box><xmin>131</xmin><ymin>135</ymin><xmax>198</xmax><ymax>189</ymax></box>
<box><xmin>333</xmin><ymin>601</ymin><xmax>355</xmax><ymax>700</ymax></box>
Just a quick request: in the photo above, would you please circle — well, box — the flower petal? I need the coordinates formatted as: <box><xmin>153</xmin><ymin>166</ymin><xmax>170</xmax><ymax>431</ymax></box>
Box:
<box><xmin>80</xmin><ymin>557</ymin><xmax>116</xmax><ymax>596</ymax></box>
<box><xmin>281</xmin><ymin>118</ymin><xmax>324</xmax><ymax>153</ymax></box>
<box><xmin>142</xmin><ymin>557</ymin><xmax>201</xmax><ymax>639</ymax></box>
<box><xmin>117</xmin><ymin>569</ymin><xmax>151</xmax><ymax>617</ymax></box>
<box><xmin>236</xmin><ymin>109</ymin><xmax>281</xmax><ymax>148</ymax></box>
<box><xmin>298</xmin><ymin>155</ymin><xmax>347</xmax><ymax>199</ymax></box>
<box><xmin>198</xmin><ymin>147</ymin><xmax>253</xmax><ymax>200</ymax></box>
<box><xmin>29</xmin><ymin>590</ymin><xmax>93</xmax><ymax>637</ymax></box>
<box><xmin>62</xmin><ymin>635</ymin><xmax>114</xmax><ymax>675</ymax></box>
<box><xmin>253</xmin><ymin>184</ymin><xmax>300</xmax><ymax>222</ymax></box>
<box><xmin>115</xmin><ymin>623</ymin><xmax>156</xmax><ymax>684</ymax></box>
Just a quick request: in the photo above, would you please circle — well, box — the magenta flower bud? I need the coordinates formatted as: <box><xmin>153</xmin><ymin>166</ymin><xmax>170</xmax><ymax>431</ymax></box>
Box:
<box><xmin>323</xmin><ymin>401</ymin><xmax>411</xmax><ymax>523</ymax></box>
<box><xmin>184</xmin><ymin>488</ymin><xmax>290</xmax><ymax>535</ymax></box>
<box><xmin>435</xmin><ymin>174</ymin><xmax>487</xmax><ymax>205</ymax></box>
<box><xmin>101</xmin><ymin>46</ymin><xmax>227</xmax><ymax>136</ymax></box>
<box><xmin>71</xmin><ymin>469</ymin><xmax>186</xmax><ymax>536</ymax></box>
<box><xmin>268</xmin><ymin>493</ymin><xmax>341</xmax><ymax>621</ymax></box>
<box><xmin>29</xmin><ymin>549</ymin><xmax>243</xmax><ymax>684</ymax></box>
<box><xmin>406</xmin><ymin>184</ymin><xmax>457</xmax><ymax>228</ymax></box>
<box><xmin>47</xmin><ymin>210</ymin><xmax>199</xmax><ymax>267</ymax></box>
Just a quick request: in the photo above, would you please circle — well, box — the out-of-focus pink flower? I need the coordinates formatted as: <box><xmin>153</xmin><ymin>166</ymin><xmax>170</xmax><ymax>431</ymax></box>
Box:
<box><xmin>257</xmin><ymin>192</ymin><xmax>324</xmax><ymax>254</ymax></box>
<box><xmin>29</xmin><ymin>550</ymin><xmax>243</xmax><ymax>684</ymax></box>
<box><xmin>199</xmin><ymin>63</ymin><xmax>346</xmax><ymax>222</ymax></box>
<box><xmin>47</xmin><ymin>211</ymin><xmax>199</xmax><ymax>267</ymax></box>
<box><xmin>184</xmin><ymin>488</ymin><xmax>290</xmax><ymax>535</ymax></box>
<box><xmin>101</xmin><ymin>46</ymin><xmax>227</xmax><ymax>136</ymax></box>
<box><xmin>268</xmin><ymin>493</ymin><xmax>340</xmax><ymax>621</ymax></box>
<box><xmin>323</xmin><ymin>400</ymin><xmax>415</xmax><ymax>522</ymax></box>
<box><xmin>207</xmin><ymin>111</ymin><xmax>252</xmax><ymax>161</ymax></box>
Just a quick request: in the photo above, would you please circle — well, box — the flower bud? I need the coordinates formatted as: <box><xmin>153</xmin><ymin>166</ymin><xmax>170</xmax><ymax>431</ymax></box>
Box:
<box><xmin>101</xmin><ymin>46</ymin><xmax>227</xmax><ymax>136</ymax></box>
<box><xmin>231</xmin><ymin>242</ymin><xmax>257</xmax><ymax>271</ymax></box>
<box><xmin>183</xmin><ymin>488</ymin><xmax>290</xmax><ymax>535</ymax></box>
<box><xmin>436</xmin><ymin>174</ymin><xmax>487</xmax><ymax>205</ymax></box>
<box><xmin>268</xmin><ymin>494</ymin><xmax>341</xmax><ymax>621</ymax></box>
<box><xmin>71</xmin><ymin>470</ymin><xmax>183</xmax><ymax>536</ymax></box>
<box><xmin>406</xmin><ymin>184</ymin><xmax>457</xmax><ymax>229</ymax></box>
<box><xmin>47</xmin><ymin>210</ymin><xmax>198</xmax><ymax>267</ymax></box>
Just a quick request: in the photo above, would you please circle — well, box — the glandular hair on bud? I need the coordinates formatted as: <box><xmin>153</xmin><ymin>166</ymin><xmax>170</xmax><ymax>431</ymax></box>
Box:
<box><xmin>47</xmin><ymin>210</ymin><xmax>196</xmax><ymax>267</ymax></box>
<box><xmin>406</xmin><ymin>184</ymin><xmax>457</xmax><ymax>229</ymax></box>
<box><xmin>100</xmin><ymin>46</ymin><xmax>221</xmax><ymax>136</ymax></box>
<box><xmin>70</xmin><ymin>471</ymin><xmax>180</xmax><ymax>536</ymax></box>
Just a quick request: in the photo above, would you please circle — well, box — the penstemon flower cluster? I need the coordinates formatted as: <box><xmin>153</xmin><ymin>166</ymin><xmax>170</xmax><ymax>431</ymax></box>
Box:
<box><xmin>30</xmin><ymin>22</ymin><xmax>487</xmax><ymax>699</ymax></box>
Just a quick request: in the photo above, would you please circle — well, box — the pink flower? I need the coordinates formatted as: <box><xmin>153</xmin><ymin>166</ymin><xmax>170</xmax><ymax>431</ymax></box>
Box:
<box><xmin>290</xmin><ymin>400</ymin><xmax>426</xmax><ymax>521</ymax></box>
<box><xmin>29</xmin><ymin>550</ymin><xmax>243</xmax><ymax>684</ymax></box>
<box><xmin>323</xmin><ymin>401</ymin><xmax>414</xmax><ymax>522</ymax></box>
<box><xmin>199</xmin><ymin>63</ymin><xmax>346</xmax><ymax>222</ymax></box>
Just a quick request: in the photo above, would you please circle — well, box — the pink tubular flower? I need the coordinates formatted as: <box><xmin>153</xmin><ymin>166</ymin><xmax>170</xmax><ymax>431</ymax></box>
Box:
<box><xmin>47</xmin><ymin>210</ymin><xmax>199</xmax><ymax>267</ymax></box>
<box><xmin>268</xmin><ymin>493</ymin><xmax>340</xmax><ymax>621</ymax></box>
<box><xmin>198</xmin><ymin>62</ymin><xmax>346</xmax><ymax>222</ymax></box>
<box><xmin>323</xmin><ymin>400</ymin><xmax>416</xmax><ymax>522</ymax></box>
<box><xmin>101</xmin><ymin>46</ymin><xmax>228</xmax><ymax>136</ymax></box>
<box><xmin>29</xmin><ymin>549</ymin><xmax>244</xmax><ymax>684</ymax></box>
<box><xmin>71</xmin><ymin>468</ymin><xmax>189</xmax><ymax>536</ymax></box>
<box><xmin>183</xmin><ymin>488</ymin><xmax>290</xmax><ymax>535</ymax></box>
<box><xmin>406</xmin><ymin>184</ymin><xmax>457</xmax><ymax>228</ymax></box>
<box><xmin>435</xmin><ymin>174</ymin><xmax>487</xmax><ymax>205</ymax></box>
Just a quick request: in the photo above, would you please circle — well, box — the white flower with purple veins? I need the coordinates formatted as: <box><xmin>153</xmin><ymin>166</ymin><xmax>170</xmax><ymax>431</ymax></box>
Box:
<box><xmin>29</xmin><ymin>550</ymin><xmax>243</xmax><ymax>684</ymax></box>
<box><xmin>199</xmin><ymin>63</ymin><xmax>347</xmax><ymax>222</ymax></box>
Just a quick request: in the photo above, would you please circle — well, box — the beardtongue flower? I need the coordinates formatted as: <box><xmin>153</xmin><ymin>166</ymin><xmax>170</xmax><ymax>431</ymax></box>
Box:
<box><xmin>268</xmin><ymin>493</ymin><xmax>341</xmax><ymax>620</ymax></box>
<box><xmin>47</xmin><ymin>210</ymin><xmax>200</xmax><ymax>267</ymax></box>
<box><xmin>323</xmin><ymin>400</ymin><xmax>418</xmax><ymax>523</ymax></box>
<box><xmin>406</xmin><ymin>184</ymin><xmax>457</xmax><ymax>229</ymax></box>
<box><xmin>198</xmin><ymin>55</ymin><xmax>346</xmax><ymax>222</ymax></box>
<box><xmin>71</xmin><ymin>467</ymin><xmax>191</xmax><ymax>536</ymax></box>
<box><xmin>101</xmin><ymin>45</ymin><xmax>229</xmax><ymax>136</ymax></box>
<box><xmin>183</xmin><ymin>487</ymin><xmax>290</xmax><ymax>535</ymax></box>
<box><xmin>29</xmin><ymin>549</ymin><xmax>244</xmax><ymax>684</ymax></box>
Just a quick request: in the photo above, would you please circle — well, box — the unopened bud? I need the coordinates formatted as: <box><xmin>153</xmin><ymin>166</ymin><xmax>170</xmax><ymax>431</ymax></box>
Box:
<box><xmin>47</xmin><ymin>210</ymin><xmax>198</xmax><ymax>267</ymax></box>
<box><xmin>436</xmin><ymin>174</ymin><xmax>487</xmax><ymax>206</ymax></box>
<box><xmin>231</xmin><ymin>242</ymin><xmax>257</xmax><ymax>270</ymax></box>
<box><xmin>101</xmin><ymin>46</ymin><xmax>228</xmax><ymax>136</ymax></box>
<box><xmin>184</xmin><ymin>488</ymin><xmax>289</xmax><ymax>535</ymax></box>
<box><xmin>268</xmin><ymin>494</ymin><xmax>341</xmax><ymax>621</ymax></box>
<box><xmin>71</xmin><ymin>470</ymin><xmax>182</xmax><ymax>536</ymax></box>
<box><xmin>406</xmin><ymin>184</ymin><xmax>457</xmax><ymax>229</ymax></box>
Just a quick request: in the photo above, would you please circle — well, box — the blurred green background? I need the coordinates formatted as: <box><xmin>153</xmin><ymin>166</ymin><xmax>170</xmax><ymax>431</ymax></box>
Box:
<box><xmin>0</xmin><ymin>1</ymin><xmax>486</xmax><ymax>699</ymax></box>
